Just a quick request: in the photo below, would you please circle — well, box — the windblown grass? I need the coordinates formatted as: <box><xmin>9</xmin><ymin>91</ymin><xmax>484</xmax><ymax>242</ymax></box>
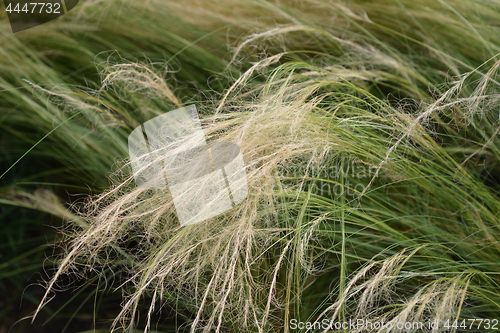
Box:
<box><xmin>0</xmin><ymin>0</ymin><xmax>238</xmax><ymax>330</ymax></box>
<box><xmin>2</xmin><ymin>0</ymin><xmax>500</xmax><ymax>332</ymax></box>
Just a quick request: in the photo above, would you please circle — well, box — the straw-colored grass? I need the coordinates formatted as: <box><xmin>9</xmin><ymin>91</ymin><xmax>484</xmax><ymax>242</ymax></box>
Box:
<box><xmin>2</xmin><ymin>0</ymin><xmax>500</xmax><ymax>332</ymax></box>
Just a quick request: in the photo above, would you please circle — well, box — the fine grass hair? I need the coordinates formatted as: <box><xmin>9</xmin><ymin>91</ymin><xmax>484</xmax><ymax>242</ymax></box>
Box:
<box><xmin>2</xmin><ymin>0</ymin><xmax>500</xmax><ymax>332</ymax></box>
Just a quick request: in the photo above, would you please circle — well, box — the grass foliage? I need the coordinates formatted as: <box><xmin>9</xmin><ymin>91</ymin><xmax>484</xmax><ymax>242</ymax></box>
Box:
<box><xmin>2</xmin><ymin>0</ymin><xmax>500</xmax><ymax>332</ymax></box>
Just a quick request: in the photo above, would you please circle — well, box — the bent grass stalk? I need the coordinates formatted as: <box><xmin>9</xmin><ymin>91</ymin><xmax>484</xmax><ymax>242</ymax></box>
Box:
<box><xmin>2</xmin><ymin>0</ymin><xmax>500</xmax><ymax>332</ymax></box>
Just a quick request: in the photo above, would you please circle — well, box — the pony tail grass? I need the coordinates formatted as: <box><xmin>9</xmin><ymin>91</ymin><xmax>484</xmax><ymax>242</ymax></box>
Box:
<box><xmin>27</xmin><ymin>1</ymin><xmax>500</xmax><ymax>332</ymax></box>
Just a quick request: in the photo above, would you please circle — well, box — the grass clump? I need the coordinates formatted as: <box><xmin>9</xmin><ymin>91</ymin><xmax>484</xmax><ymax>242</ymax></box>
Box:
<box><xmin>2</xmin><ymin>0</ymin><xmax>500</xmax><ymax>332</ymax></box>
